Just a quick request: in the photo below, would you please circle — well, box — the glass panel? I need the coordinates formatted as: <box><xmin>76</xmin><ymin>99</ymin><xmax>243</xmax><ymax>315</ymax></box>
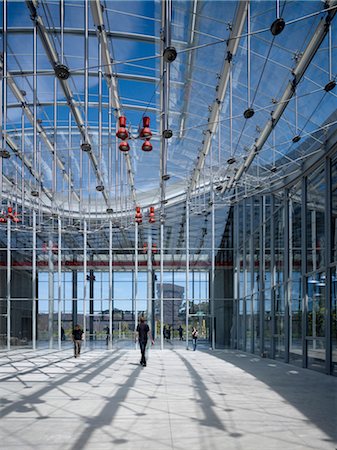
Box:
<box><xmin>274</xmin><ymin>284</ymin><xmax>285</xmax><ymax>358</ymax></box>
<box><xmin>332</xmin><ymin>266</ymin><xmax>337</xmax><ymax>376</ymax></box>
<box><xmin>307</xmin><ymin>339</ymin><xmax>326</xmax><ymax>373</ymax></box>
<box><xmin>307</xmin><ymin>275</ymin><xmax>326</xmax><ymax>339</ymax></box>
<box><xmin>307</xmin><ymin>166</ymin><xmax>325</xmax><ymax>273</ymax></box>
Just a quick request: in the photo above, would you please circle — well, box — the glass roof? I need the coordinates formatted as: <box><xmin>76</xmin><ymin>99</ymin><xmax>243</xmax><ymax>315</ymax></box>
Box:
<box><xmin>0</xmin><ymin>0</ymin><xmax>337</xmax><ymax>253</ymax></box>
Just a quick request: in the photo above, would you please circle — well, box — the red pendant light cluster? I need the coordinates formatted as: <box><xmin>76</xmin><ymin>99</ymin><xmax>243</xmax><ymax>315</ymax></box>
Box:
<box><xmin>149</xmin><ymin>206</ymin><xmax>155</xmax><ymax>224</ymax></box>
<box><xmin>0</xmin><ymin>206</ymin><xmax>20</xmax><ymax>223</ymax></box>
<box><xmin>140</xmin><ymin>117</ymin><xmax>153</xmax><ymax>152</ymax></box>
<box><xmin>135</xmin><ymin>206</ymin><xmax>142</xmax><ymax>224</ymax></box>
<box><xmin>116</xmin><ymin>116</ymin><xmax>153</xmax><ymax>153</ymax></box>
<box><xmin>142</xmin><ymin>242</ymin><xmax>157</xmax><ymax>254</ymax></box>
<box><xmin>42</xmin><ymin>242</ymin><xmax>58</xmax><ymax>254</ymax></box>
<box><xmin>116</xmin><ymin>116</ymin><xmax>130</xmax><ymax>152</ymax></box>
<box><xmin>135</xmin><ymin>206</ymin><xmax>156</xmax><ymax>225</ymax></box>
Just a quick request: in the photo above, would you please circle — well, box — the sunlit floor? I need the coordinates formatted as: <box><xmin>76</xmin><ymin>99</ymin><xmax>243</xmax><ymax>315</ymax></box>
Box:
<box><xmin>0</xmin><ymin>346</ymin><xmax>336</xmax><ymax>450</ymax></box>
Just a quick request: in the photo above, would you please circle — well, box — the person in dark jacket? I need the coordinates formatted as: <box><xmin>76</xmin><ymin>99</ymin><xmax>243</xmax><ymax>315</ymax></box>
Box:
<box><xmin>72</xmin><ymin>324</ymin><xmax>83</xmax><ymax>358</ymax></box>
<box><xmin>135</xmin><ymin>316</ymin><xmax>154</xmax><ymax>367</ymax></box>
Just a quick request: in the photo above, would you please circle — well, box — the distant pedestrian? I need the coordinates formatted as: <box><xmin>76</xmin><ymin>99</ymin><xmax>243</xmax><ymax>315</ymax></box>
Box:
<box><xmin>135</xmin><ymin>316</ymin><xmax>154</xmax><ymax>367</ymax></box>
<box><xmin>61</xmin><ymin>326</ymin><xmax>65</xmax><ymax>341</ymax></box>
<box><xmin>178</xmin><ymin>325</ymin><xmax>183</xmax><ymax>341</ymax></box>
<box><xmin>192</xmin><ymin>326</ymin><xmax>198</xmax><ymax>351</ymax></box>
<box><xmin>105</xmin><ymin>326</ymin><xmax>109</xmax><ymax>345</ymax></box>
<box><xmin>72</xmin><ymin>324</ymin><xmax>83</xmax><ymax>358</ymax></box>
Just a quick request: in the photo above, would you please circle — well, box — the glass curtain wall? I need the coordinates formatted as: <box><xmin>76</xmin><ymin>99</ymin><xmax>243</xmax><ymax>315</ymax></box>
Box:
<box><xmin>233</xmin><ymin>152</ymin><xmax>337</xmax><ymax>375</ymax></box>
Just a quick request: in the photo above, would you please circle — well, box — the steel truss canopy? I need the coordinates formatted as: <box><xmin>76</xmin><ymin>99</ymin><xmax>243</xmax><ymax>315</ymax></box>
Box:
<box><xmin>1</xmin><ymin>0</ymin><xmax>337</xmax><ymax>252</ymax></box>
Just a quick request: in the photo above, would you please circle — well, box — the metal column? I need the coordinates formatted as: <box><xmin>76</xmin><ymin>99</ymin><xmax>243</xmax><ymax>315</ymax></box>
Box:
<box><xmin>270</xmin><ymin>195</ymin><xmax>276</xmax><ymax>359</ymax></box>
<box><xmin>134</xmin><ymin>221</ymin><xmax>139</xmax><ymax>346</ymax></box>
<box><xmin>185</xmin><ymin>199</ymin><xmax>190</xmax><ymax>350</ymax></box>
<box><xmin>325</xmin><ymin>157</ymin><xmax>332</xmax><ymax>374</ymax></box>
<box><xmin>284</xmin><ymin>190</ymin><xmax>290</xmax><ymax>363</ymax></box>
<box><xmin>259</xmin><ymin>196</ymin><xmax>265</xmax><ymax>355</ymax></box>
<box><xmin>301</xmin><ymin>177</ymin><xmax>308</xmax><ymax>368</ymax></box>
<box><xmin>211</xmin><ymin>188</ymin><xmax>215</xmax><ymax>350</ymax></box>
<box><xmin>160</xmin><ymin>221</ymin><xmax>164</xmax><ymax>350</ymax></box>
<box><xmin>6</xmin><ymin>218</ymin><xmax>11</xmax><ymax>350</ymax></box>
<box><xmin>58</xmin><ymin>218</ymin><xmax>62</xmax><ymax>350</ymax></box>
<box><xmin>108</xmin><ymin>220</ymin><xmax>113</xmax><ymax>349</ymax></box>
<box><xmin>32</xmin><ymin>210</ymin><xmax>37</xmax><ymax>349</ymax></box>
<box><xmin>83</xmin><ymin>220</ymin><xmax>87</xmax><ymax>346</ymax></box>
<box><xmin>147</xmin><ymin>231</ymin><xmax>152</xmax><ymax>328</ymax></box>
<box><xmin>48</xmin><ymin>236</ymin><xmax>54</xmax><ymax>349</ymax></box>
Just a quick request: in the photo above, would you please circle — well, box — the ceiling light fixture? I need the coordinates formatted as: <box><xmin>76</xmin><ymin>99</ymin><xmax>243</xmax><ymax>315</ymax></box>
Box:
<box><xmin>163</xmin><ymin>129</ymin><xmax>173</xmax><ymax>139</ymax></box>
<box><xmin>119</xmin><ymin>141</ymin><xmax>130</xmax><ymax>152</ymax></box>
<box><xmin>139</xmin><ymin>116</ymin><xmax>152</xmax><ymax>139</ymax></box>
<box><xmin>142</xmin><ymin>139</ymin><xmax>152</xmax><ymax>152</ymax></box>
<box><xmin>54</xmin><ymin>63</ymin><xmax>70</xmax><ymax>80</ymax></box>
<box><xmin>0</xmin><ymin>149</ymin><xmax>10</xmax><ymax>158</ymax></box>
<box><xmin>81</xmin><ymin>142</ymin><xmax>91</xmax><ymax>152</ymax></box>
<box><xmin>163</xmin><ymin>46</ymin><xmax>177</xmax><ymax>63</ymax></box>
<box><xmin>135</xmin><ymin>206</ymin><xmax>142</xmax><ymax>224</ymax></box>
<box><xmin>149</xmin><ymin>206</ymin><xmax>155</xmax><ymax>224</ymax></box>
<box><xmin>116</xmin><ymin>116</ymin><xmax>129</xmax><ymax>140</ymax></box>
<box><xmin>270</xmin><ymin>1</ymin><xmax>285</xmax><ymax>36</ymax></box>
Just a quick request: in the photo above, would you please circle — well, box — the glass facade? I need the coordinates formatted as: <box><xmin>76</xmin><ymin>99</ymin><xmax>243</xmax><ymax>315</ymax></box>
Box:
<box><xmin>233</xmin><ymin>152</ymin><xmax>337</xmax><ymax>375</ymax></box>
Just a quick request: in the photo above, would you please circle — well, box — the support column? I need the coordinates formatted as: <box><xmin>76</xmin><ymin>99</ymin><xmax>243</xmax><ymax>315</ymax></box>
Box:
<box><xmin>32</xmin><ymin>210</ymin><xmax>37</xmax><ymax>349</ymax></box>
<box><xmin>108</xmin><ymin>219</ymin><xmax>113</xmax><ymax>349</ymax></box>
<box><xmin>301</xmin><ymin>177</ymin><xmax>308</xmax><ymax>368</ymax></box>
<box><xmin>58</xmin><ymin>218</ymin><xmax>62</xmax><ymax>350</ymax></box>
<box><xmin>284</xmin><ymin>190</ymin><xmax>290</xmax><ymax>363</ymax></box>
<box><xmin>185</xmin><ymin>199</ymin><xmax>190</xmax><ymax>349</ymax></box>
<box><xmin>270</xmin><ymin>195</ymin><xmax>276</xmax><ymax>359</ymax></box>
<box><xmin>134</xmin><ymin>220</ymin><xmax>138</xmax><ymax>344</ymax></box>
<box><xmin>259</xmin><ymin>196</ymin><xmax>265</xmax><ymax>355</ymax></box>
<box><xmin>211</xmin><ymin>188</ymin><xmax>215</xmax><ymax>350</ymax></box>
<box><xmin>6</xmin><ymin>218</ymin><xmax>11</xmax><ymax>350</ymax></box>
<box><xmin>83</xmin><ymin>220</ymin><xmax>87</xmax><ymax>346</ymax></box>
<box><xmin>325</xmin><ymin>157</ymin><xmax>332</xmax><ymax>374</ymax></box>
<box><xmin>147</xmin><ymin>232</ymin><xmax>152</xmax><ymax>328</ymax></box>
<box><xmin>160</xmin><ymin>221</ymin><xmax>164</xmax><ymax>350</ymax></box>
<box><xmin>48</xmin><ymin>236</ymin><xmax>54</xmax><ymax>349</ymax></box>
<box><xmin>250</xmin><ymin>197</ymin><xmax>254</xmax><ymax>353</ymax></box>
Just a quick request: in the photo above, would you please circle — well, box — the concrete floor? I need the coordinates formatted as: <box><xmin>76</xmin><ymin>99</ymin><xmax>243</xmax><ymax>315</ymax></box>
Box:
<box><xmin>0</xmin><ymin>346</ymin><xmax>336</xmax><ymax>450</ymax></box>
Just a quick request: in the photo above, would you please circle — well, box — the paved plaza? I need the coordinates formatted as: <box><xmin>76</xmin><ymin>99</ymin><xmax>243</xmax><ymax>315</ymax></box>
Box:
<box><xmin>0</xmin><ymin>346</ymin><xmax>336</xmax><ymax>450</ymax></box>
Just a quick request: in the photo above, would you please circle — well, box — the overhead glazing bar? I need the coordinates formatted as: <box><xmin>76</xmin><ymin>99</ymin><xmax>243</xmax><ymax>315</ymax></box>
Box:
<box><xmin>90</xmin><ymin>0</ymin><xmax>136</xmax><ymax>205</ymax></box>
<box><xmin>228</xmin><ymin>0</ymin><xmax>337</xmax><ymax>191</ymax></box>
<box><xmin>25</xmin><ymin>0</ymin><xmax>110</xmax><ymax>206</ymax></box>
<box><xmin>187</xmin><ymin>1</ymin><xmax>248</xmax><ymax>198</ymax></box>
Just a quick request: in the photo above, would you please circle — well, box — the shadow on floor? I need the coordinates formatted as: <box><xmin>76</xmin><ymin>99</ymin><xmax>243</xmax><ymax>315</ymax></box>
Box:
<box><xmin>204</xmin><ymin>349</ymin><xmax>337</xmax><ymax>444</ymax></box>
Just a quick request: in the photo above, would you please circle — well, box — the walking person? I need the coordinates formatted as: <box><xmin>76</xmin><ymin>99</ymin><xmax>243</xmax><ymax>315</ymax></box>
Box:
<box><xmin>178</xmin><ymin>325</ymin><xmax>183</xmax><ymax>341</ymax></box>
<box><xmin>192</xmin><ymin>326</ymin><xmax>198</xmax><ymax>351</ymax></box>
<box><xmin>135</xmin><ymin>316</ymin><xmax>154</xmax><ymax>367</ymax></box>
<box><xmin>72</xmin><ymin>324</ymin><xmax>84</xmax><ymax>358</ymax></box>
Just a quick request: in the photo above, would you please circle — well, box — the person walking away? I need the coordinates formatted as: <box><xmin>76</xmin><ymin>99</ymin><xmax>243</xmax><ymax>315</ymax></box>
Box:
<box><xmin>192</xmin><ymin>326</ymin><xmax>198</xmax><ymax>351</ymax></box>
<box><xmin>135</xmin><ymin>316</ymin><xmax>154</xmax><ymax>367</ymax></box>
<box><xmin>178</xmin><ymin>325</ymin><xmax>183</xmax><ymax>341</ymax></box>
<box><xmin>72</xmin><ymin>324</ymin><xmax>84</xmax><ymax>358</ymax></box>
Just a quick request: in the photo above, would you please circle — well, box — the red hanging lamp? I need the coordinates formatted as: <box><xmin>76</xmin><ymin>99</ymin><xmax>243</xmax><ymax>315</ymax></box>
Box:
<box><xmin>149</xmin><ymin>206</ymin><xmax>155</xmax><ymax>224</ymax></box>
<box><xmin>119</xmin><ymin>141</ymin><xmax>130</xmax><ymax>152</ymax></box>
<box><xmin>135</xmin><ymin>206</ymin><xmax>142</xmax><ymax>224</ymax></box>
<box><xmin>116</xmin><ymin>116</ymin><xmax>129</xmax><ymax>140</ymax></box>
<box><xmin>140</xmin><ymin>116</ymin><xmax>152</xmax><ymax>139</ymax></box>
<box><xmin>142</xmin><ymin>139</ymin><xmax>152</xmax><ymax>152</ymax></box>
